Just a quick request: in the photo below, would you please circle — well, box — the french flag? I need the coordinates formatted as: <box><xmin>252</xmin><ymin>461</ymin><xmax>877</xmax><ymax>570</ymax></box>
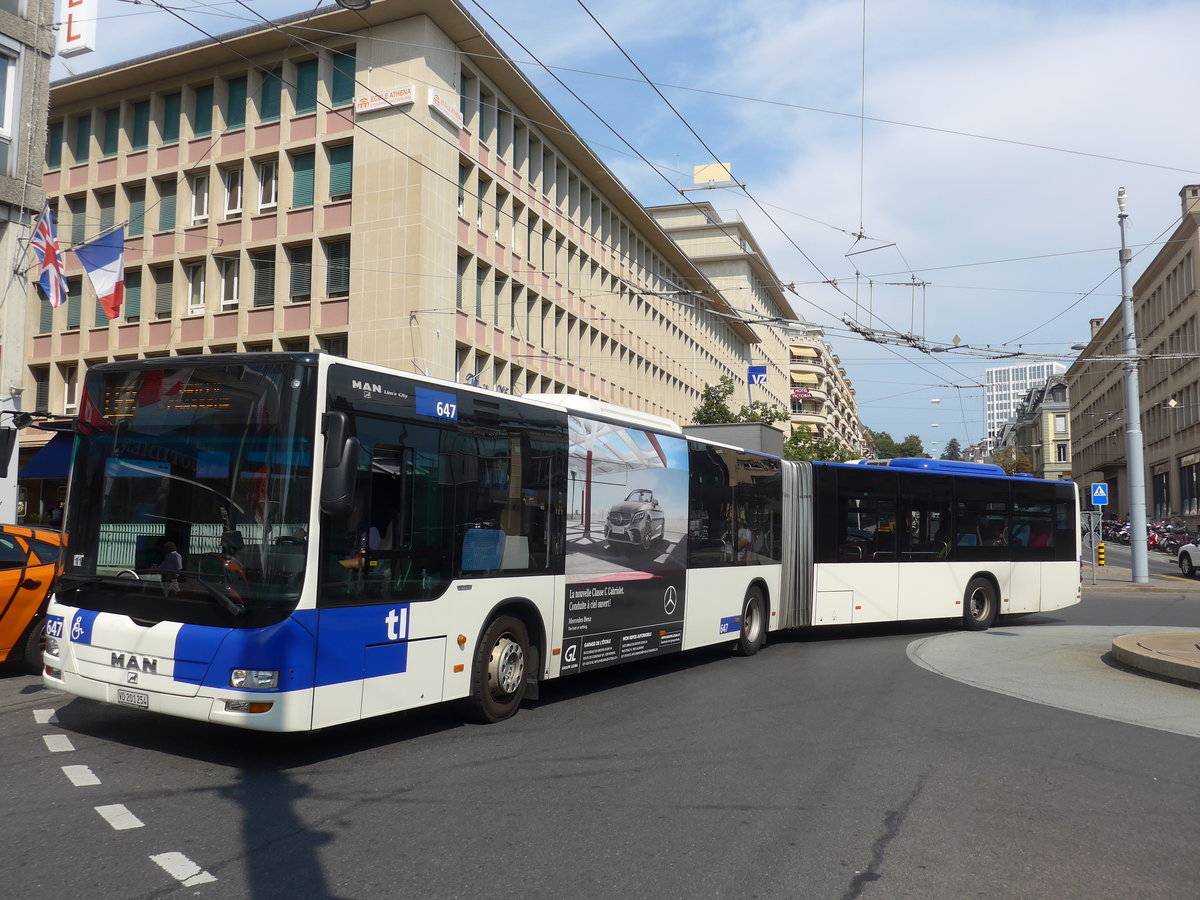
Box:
<box><xmin>73</xmin><ymin>225</ymin><xmax>125</xmax><ymax>320</ymax></box>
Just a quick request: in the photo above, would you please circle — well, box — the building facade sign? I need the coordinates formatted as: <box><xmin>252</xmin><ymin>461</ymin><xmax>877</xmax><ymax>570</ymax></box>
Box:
<box><xmin>354</xmin><ymin>86</ymin><xmax>415</xmax><ymax>116</ymax></box>
<box><xmin>57</xmin><ymin>0</ymin><xmax>97</xmax><ymax>57</ymax></box>
<box><xmin>428</xmin><ymin>88</ymin><xmax>464</xmax><ymax>129</ymax></box>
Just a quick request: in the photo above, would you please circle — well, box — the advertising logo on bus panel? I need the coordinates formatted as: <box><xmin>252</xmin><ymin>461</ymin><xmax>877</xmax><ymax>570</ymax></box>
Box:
<box><xmin>560</xmin><ymin>417</ymin><xmax>688</xmax><ymax>675</ymax></box>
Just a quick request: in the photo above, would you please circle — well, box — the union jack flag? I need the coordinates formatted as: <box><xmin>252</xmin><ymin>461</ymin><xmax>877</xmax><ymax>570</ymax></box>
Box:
<box><xmin>30</xmin><ymin>205</ymin><xmax>68</xmax><ymax>308</ymax></box>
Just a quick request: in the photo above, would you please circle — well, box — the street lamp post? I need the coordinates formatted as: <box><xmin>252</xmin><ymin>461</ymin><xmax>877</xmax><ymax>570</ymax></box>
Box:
<box><xmin>1118</xmin><ymin>187</ymin><xmax>1149</xmax><ymax>583</ymax></box>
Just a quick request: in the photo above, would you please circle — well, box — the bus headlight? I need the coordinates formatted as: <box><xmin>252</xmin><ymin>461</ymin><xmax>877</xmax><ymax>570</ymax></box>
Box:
<box><xmin>45</xmin><ymin>637</ymin><xmax>60</xmax><ymax>658</ymax></box>
<box><xmin>229</xmin><ymin>669</ymin><xmax>279</xmax><ymax>689</ymax></box>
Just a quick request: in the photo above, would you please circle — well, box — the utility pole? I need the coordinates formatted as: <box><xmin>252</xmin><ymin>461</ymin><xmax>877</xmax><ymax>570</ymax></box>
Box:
<box><xmin>1118</xmin><ymin>187</ymin><xmax>1149</xmax><ymax>583</ymax></box>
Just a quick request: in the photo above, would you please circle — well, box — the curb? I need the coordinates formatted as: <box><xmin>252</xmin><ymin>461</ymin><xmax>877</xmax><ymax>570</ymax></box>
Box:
<box><xmin>1111</xmin><ymin>633</ymin><xmax>1200</xmax><ymax>686</ymax></box>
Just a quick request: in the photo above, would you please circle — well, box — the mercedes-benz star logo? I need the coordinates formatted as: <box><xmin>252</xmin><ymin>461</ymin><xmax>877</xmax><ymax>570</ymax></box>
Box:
<box><xmin>663</xmin><ymin>586</ymin><xmax>677</xmax><ymax>616</ymax></box>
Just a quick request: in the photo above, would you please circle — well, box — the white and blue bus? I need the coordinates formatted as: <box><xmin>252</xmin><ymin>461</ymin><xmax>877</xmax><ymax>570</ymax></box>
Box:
<box><xmin>42</xmin><ymin>353</ymin><xmax>1079</xmax><ymax>730</ymax></box>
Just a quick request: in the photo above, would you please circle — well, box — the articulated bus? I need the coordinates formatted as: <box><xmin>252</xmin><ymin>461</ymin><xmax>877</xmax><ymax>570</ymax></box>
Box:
<box><xmin>43</xmin><ymin>353</ymin><xmax>1080</xmax><ymax>730</ymax></box>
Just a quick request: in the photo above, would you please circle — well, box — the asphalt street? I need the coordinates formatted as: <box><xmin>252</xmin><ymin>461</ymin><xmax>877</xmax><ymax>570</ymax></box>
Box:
<box><xmin>3</xmin><ymin>585</ymin><xmax>1198</xmax><ymax>899</ymax></box>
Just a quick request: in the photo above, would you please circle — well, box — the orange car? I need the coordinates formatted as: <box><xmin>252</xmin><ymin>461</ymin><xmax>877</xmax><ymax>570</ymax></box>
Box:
<box><xmin>0</xmin><ymin>525</ymin><xmax>63</xmax><ymax>673</ymax></box>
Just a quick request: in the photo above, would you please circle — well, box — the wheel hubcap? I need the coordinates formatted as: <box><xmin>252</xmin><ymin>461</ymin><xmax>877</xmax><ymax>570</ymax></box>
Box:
<box><xmin>743</xmin><ymin>599</ymin><xmax>761</xmax><ymax>642</ymax></box>
<box><xmin>488</xmin><ymin>635</ymin><xmax>524</xmax><ymax>697</ymax></box>
<box><xmin>970</xmin><ymin>588</ymin><xmax>989</xmax><ymax>619</ymax></box>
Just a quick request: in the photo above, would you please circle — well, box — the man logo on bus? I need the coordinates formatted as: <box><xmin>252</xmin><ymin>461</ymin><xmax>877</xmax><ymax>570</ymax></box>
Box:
<box><xmin>352</xmin><ymin>379</ymin><xmax>383</xmax><ymax>394</ymax></box>
<box><xmin>385</xmin><ymin>607</ymin><xmax>409</xmax><ymax>641</ymax></box>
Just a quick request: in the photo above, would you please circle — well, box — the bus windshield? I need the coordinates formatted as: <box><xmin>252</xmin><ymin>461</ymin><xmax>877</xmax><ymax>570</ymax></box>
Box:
<box><xmin>61</xmin><ymin>359</ymin><xmax>317</xmax><ymax>624</ymax></box>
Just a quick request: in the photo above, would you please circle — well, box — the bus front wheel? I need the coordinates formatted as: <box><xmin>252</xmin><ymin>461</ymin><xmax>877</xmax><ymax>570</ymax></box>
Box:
<box><xmin>462</xmin><ymin>615</ymin><xmax>530</xmax><ymax>723</ymax></box>
<box><xmin>963</xmin><ymin>577</ymin><xmax>998</xmax><ymax>631</ymax></box>
<box><xmin>20</xmin><ymin>616</ymin><xmax>45</xmax><ymax>674</ymax></box>
<box><xmin>734</xmin><ymin>587</ymin><xmax>766</xmax><ymax>656</ymax></box>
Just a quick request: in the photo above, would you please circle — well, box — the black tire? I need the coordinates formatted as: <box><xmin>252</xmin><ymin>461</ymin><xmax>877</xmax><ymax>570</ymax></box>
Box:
<box><xmin>734</xmin><ymin>587</ymin><xmax>766</xmax><ymax>656</ymax></box>
<box><xmin>1181</xmin><ymin>554</ymin><xmax>1195</xmax><ymax>578</ymax></box>
<box><xmin>20</xmin><ymin>616</ymin><xmax>45</xmax><ymax>675</ymax></box>
<box><xmin>963</xmin><ymin>577</ymin><xmax>998</xmax><ymax>631</ymax></box>
<box><xmin>461</xmin><ymin>615</ymin><xmax>530</xmax><ymax>723</ymax></box>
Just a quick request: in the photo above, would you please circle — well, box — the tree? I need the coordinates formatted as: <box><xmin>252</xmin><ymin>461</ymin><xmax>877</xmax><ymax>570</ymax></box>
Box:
<box><xmin>940</xmin><ymin>437</ymin><xmax>963</xmax><ymax>461</ymax></box>
<box><xmin>867</xmin><ymin>429</ymin><xmax>927</xmax><ymax>458</ymax></box>
<box><xmin>690</xmin><ymin>376</ymin><xmax>787</xmax><ymax>426</ymax></box>
<box><xmin>867</xmin><ymin>429</ymin><xmax>900</xmax><ymax>458</ymax></box>
<box><xmin>783</xmin><ymin>426</ymin><xmax>854</xmax><ymax>462</ymax></box>
<box><xmin>992</xmin><ymin>447</ymin><xmax>1033</xmax><ymax>475</ymax></box>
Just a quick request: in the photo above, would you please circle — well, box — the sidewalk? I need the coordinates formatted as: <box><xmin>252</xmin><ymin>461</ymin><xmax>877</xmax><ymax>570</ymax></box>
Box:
<box><xmin>1081</xmin><ymin>560</ymin><xmax>1200</xmax><ymax>592</ymax></box>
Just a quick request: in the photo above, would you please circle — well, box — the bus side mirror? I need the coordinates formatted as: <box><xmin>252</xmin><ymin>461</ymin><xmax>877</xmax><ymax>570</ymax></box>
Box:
<box><xmin>320</xmin><ymin>412</ymin><xmax>359</xmax><ymax>516</ymax></box>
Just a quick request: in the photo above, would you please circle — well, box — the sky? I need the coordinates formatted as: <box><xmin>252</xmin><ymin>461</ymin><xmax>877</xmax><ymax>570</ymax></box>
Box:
<box><xmin>50</xmin><ymin>0</ymin><xmax>1200</xmax><ymax>455</ymax></box>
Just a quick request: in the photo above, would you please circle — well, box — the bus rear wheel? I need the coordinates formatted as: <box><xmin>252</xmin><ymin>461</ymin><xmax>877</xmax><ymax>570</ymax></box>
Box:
<box><xmin>462</xmin><ymin>615</ymin><xmax>530</xmax><ymax>723</ymax></box>
<box><xmin>963</xmin><ymin>577</ymin><xmax>998</xmax><ymax>631</ymax></box>
<box><xmin>734</xmin><ymin>587</ymin><xmax>766</xmax><ymax>656</ymax></box>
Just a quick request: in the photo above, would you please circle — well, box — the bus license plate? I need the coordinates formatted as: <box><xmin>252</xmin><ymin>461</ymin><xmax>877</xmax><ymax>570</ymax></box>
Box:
<box><xmin>116</xmin><ymin>689</ymin><xmax>149</xmax><ymax>710</ymax></box>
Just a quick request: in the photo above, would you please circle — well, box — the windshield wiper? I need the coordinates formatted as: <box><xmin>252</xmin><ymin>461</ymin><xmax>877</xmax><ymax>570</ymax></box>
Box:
<box><xmin>57</xmin><ymin>571</ymin><xmax>142</xmax><ymax>591</ymax></box>
<box><xmin>177</xmin><ymin>573</ymin><xmax>248</xmax><ymax>617</ymax></box>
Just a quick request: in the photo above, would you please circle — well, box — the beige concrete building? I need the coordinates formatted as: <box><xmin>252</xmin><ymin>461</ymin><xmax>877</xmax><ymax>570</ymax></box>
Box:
<box><xmin>18</xmin><ymin>2</ymin><xmax>808</xmax><ymax>519</ymax></box>
<box><xmin>0</xmin><ymin>0</ymin><xmax>53</xmax><ymax>524</ymax></box>
<box><xmin>997</xmin><ymin>375</ymin><xmax>1072</xmax><ymax>480</ymax></box>
<box><xmin>1069</xmin><ymin>185</ymin><xmax>1200</xmax><ymax>521</ymax></box>
<box><xmin>785</xmin><ymin>326</ymin><xmax>867</xmax><ymax>454</ymax></box>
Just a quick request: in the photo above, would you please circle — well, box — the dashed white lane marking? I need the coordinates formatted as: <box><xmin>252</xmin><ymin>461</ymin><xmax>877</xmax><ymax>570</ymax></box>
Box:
<box><xmin>96</xmin><ymin>804</ymin><xmax>145</xmax><ymax>830</ymax></box>
<box><xmin>33</xmin><ymin>709</ymin><xmax>59</xmax><ymax>725</ymax></box>
<box><xmin>43</xmin><ymin>734</ymin><xmax>75</xmax><ymax>753</ymax></box>
<box><xmin>150</xmin><ymin>852</ymin><xmax>217</xmax><ymax>887</ymax></box>
<box><xmin>62</xmin><ymin>765</ymin><xmax>101</xmax><ymax>786</ymax></box>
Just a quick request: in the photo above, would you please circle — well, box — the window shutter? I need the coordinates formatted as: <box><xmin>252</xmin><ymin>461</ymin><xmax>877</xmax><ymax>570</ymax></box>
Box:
<box><xmin>162</xmin><ymin>93</ymin><xmax>181</xmax><ymax>143</ymax></box>
<box><xmin>47</xmin><ymin>121</ymin><xmax>63</xmax><ymax>168</ymax></box>
<box><xmin>259</xmin><ymin>69</ymin><xmax>281</xmax><ymax>121</ymax></box>
<box><xmin>328</xmin><ymin>144</ymin><xmax>353</xmax><ymax>197</ymax></box>
<box><xmin>289</xmin><ymin>245</ymin><xmax>312</xmax><ymax>300</ymax></box>
<box><xmin>158</xmin><ymin>180</ymin><xmax>176</xmax><ymax>232</ymax></box>
<box><xmin>292</xmin><ymin>151</ymin><xmax>314</xmax><ymax>207</ymax></box>
<box><xmin>155</xmin><ymin>268</ymin><xmax>173</xmax><ymax>319</ymax></box>
<box><xmin>325</xmin><ymin>240</ymin><xmax>350</xmax><ymax>296</ymax></box>
<box><xmin>73</xmin><ymin>114</ymin><xmax>90</xmax><ymax>162</ymax></box>
<box><xmin>252</xmin><ymin>252</ymin><xmax>275</xmax><ymax>307</ymax></box>
<box><xmin>39</xmin><ymin>298</ymin><xmax>53</xmax><ymax>333</ymax></box>
<box><xmin>128</xmin><ymin>184</ymin><xmax>146</xmax><ymax>237</ymax></box>
<box><xmin>295</xmin><ymin>59</ymin><xmax>318</xmax><ymax>114</ymax></box>
<box><xmin>125</xmin><ymin>269</ymin><xmax>142</xmax><ymax>321</ymax></box>
<box><xmin>102</xmin><ymin>108</ymin><xmax>120</xmax><ymax>157</ymax></box>
<box><xmin>226</xmin><ymin>77</ymin><xmax>247</xmax><ymax>129</ymax></box>
<box><xmin>331</xmin><ymin>48</ymin><xmax>356</xmax><ymax>106</ymax></box>
<box><xmin>193</xmin><ymin>85</ymin><xmax>214</xmax><ymax>136</ymax></box>
<box><xmin>67</xmin><ymin>280</ymin><xmax>81</xmax><ymax>329</ymax></box>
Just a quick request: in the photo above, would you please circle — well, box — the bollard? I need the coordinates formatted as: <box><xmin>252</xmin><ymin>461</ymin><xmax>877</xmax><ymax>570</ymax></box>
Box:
<box><xmin>1098</xmin><ymin>542</ymin><xmax>1105</xmax><ymax>566</ymax></box>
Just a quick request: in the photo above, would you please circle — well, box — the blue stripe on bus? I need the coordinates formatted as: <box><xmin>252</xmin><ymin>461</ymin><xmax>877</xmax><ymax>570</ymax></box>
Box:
<box><xmin>172</xmin><ymin>604</ymin><xmax>412</xmax><ymax>692</ymax></box>
<box><xmin>719</xmin><ymin>615</ymin><xmax>742</xmax><ymax>636</ymax></box>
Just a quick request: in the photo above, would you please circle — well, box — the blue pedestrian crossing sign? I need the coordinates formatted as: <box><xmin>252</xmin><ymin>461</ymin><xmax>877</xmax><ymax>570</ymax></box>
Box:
<box><xmin>1090</xmin><ymin>483</ymin><xmax>1109</xmax><ymax>506</ymax></box>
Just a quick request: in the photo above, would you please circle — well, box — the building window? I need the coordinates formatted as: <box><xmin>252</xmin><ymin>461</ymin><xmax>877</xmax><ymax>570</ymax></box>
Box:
<box><xmin>71</xmin><ymin>112</ymin><xmax>90</xmax><ymax>164</ymax></box>
<box><xmin>1054</xmin><ymin>414</ymin><xmax>1067</xmax><ymax>433</ymax></box>
<box><xmin>324</xmin><ymin>239</ymin><xmax>350</xmax><ymax>297</ymax></box>
<box><xmin>97</xmin><ymin>190</ymin><xmax>115</xmax><ymax>231</ymax></box>
<box><xmin>125</xmin><ymin>268</ymin><xmax>142</xmax><ymax>322</ymax></box>
<box><xmin>291</xmin><ymin>150</ymin><xmax>314</xmax><ymax>207</ymax></box>
<box><xmin>1055</xmin><ymin>442</ymin><xmax>1068</xmax><ymax>463</ymax></box>
<box><xmin>259</xmin><ymin>68</ymin><xmax>281</xmax><ymax>122</ymax></box>
<box><xmin>294</xmin><ymin>58</ymin><xmax>318</xmax><ymax>114</ymax></box>
<box><xmin>157</xmin><ymin>178</ymin><xmax>177</xmax><ymax>232</ymax></box>
<box><xmin>328</xmin><ymin>143</ymin><xmax>352</xmax><ymax>199</ymax></box>
<box><xmin>331</xmin><ymin>48</ymin><xmax>355</xmax><ymax>106</ymax></box>
<box><xmin>94</xmin><ymin>295</ymin><xmax>108</xmax><ymax>328</ymax></box>
<box><xmin>256</xmin><ymin>158</ymin><xmax>277</xmax><ymax>211</ymax></box>
<box><xmin>127</xmin><ymin>183</ymin><xmax>146</xmax><ymax>237</ymax></box>
<box><xmin>251</xmin><ymin>250</ymin><xmax>275</xmax><ymax>307</ymax></box>
<box><xmin>186</xmin><ymin>260</ymin><xmax>206</xmax><ymax>314</ymax></box>
<box><xmin>0</xmin><ymin>47</ymin><xmax>16</xmax><ymax>172</ymax></box>
<box><xmin>32</xmin><ymin>367</ymin><xmax>49</xmax><ymax>412</ymax></box>
<box><xmin>281</xmin><ymin>338</ymin><xmax>309</xmax><ymax>352</ymax></box>
<box><xmin>161</xmin><ymin>92</ymin><xmax>181</xmax><ymax>143</ymax></box>
<box><xmin>288</xmin><ymin>244</ymin><xmax>312</xmax><ymax>301</ymax></box>
<box><xmin>66</xmin><ymin>278</ymin><xmax>81</xmax><ymax>330</ymax></box>
<box><xmin>218</xmin><ymin>255</ymin><xmax>239</xmax><ymax>310</ymax></box>
<box><xmin>192</xmin><ymin>84</ymin><xmax>214</xmax><ymax>136</ymax></box>
<box><xmin>1182</xmin><ymin>462</ymin><xmax>1200</xmax><ymax>517</ymax></box>
<box><xmin>223</xmin><ymin>166</ymin><xmax>242</xmax><ymax>216</ymax></box>
<box><xmin>154</xmin><ymin>266</ymin><xmax>173</xmax><ymax>319</ymax></box>
<box><xmin>319</xmin><ymin>334</ymin><xmax>347</xmax><ymax>357</ymax></box>
<box><xmin>46</xmin><ymin>120</ymin><xmax>63</xmax><ymax>169</ymax></box>
<box><xmin>1153</xmin><ymin>471</ymin><xmax>1169</xmax><ymax>519</ymax></box>
<box><xmin>67</xmin><ymin>195</ymin><xmax>85</xmax><ymax>245</ymax></box>
<box><xmin>62</xmin><ymin>365</ymin><xmax>78</xmax><ymax>414</ymax></box>
<box><xmin>190</xmin><ymin>173</ymin><xmax>209</xmax><ymax>224</ymax></box>
<box><xmin>130</xmin><ymin>100</ymin><xmax>150</xmax><ymax>151</ymax></box>
<box><xmin>38</xmin><ymin>293</ymin><xmax>53</xmax><ymax>333</ymax></box>
<box><xmin>226</xmin><ymin>76</ymin><xmax>247</xmax><ymax>129</ymax></box>
<box><xmin>101</xmin><ymin>107</ymin><xmax>120</xmax><ymax>157</ymax></box>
